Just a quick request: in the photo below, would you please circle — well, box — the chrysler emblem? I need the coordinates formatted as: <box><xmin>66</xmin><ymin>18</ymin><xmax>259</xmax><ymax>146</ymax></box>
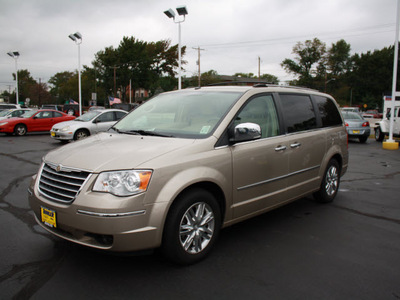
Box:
<box><xmin>56</xmin><ymin>164</ymin><xmax>62</xmax><ymax>172</ymax></box>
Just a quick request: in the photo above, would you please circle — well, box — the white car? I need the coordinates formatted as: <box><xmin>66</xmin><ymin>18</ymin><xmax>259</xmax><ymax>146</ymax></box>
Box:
<box><xmin>0</xmin><ymin>108</ymin><xmax>32</xmax><ymax>121</ymax></box>
<box><xmin>50</xmin><ymin>109</ymin><xmax>127</xmax><ymax>142</ymax></box>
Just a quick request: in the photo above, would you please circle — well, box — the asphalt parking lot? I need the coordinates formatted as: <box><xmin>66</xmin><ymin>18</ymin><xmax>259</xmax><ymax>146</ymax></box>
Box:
<box><xmin>0</xmin><ymin>133</ymin><xmax>399</xmax><ymax>299</ymax></box>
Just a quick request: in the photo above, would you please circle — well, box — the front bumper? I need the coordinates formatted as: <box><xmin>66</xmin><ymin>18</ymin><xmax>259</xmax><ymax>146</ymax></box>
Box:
<box><xmin>50</xmin><ymin>129</ymin><xmax>74</xmax><ymax>140</ymax></box>
<box><xmin>28</xmin><ymin>176</ymin><xmax>166</xmax><ymax>252</ymax></box>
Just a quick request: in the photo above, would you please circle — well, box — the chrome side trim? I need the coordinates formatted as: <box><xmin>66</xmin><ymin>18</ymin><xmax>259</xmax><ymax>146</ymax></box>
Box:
<box><xmin>237</xmin><ymin>165</ymin><xmax>320</xmax><ymax>191</ymax></box>
<box><xmin>77</xmin><ymin>209</ymin><xmax>146</xmax><ymax>218</ymax></box>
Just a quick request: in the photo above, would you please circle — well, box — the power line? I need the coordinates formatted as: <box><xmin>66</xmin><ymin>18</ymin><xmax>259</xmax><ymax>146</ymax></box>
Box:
<box><xmin>194</xmin><ymin>23</ymin><xmax>396</xmax><ymax>49</ymax></box>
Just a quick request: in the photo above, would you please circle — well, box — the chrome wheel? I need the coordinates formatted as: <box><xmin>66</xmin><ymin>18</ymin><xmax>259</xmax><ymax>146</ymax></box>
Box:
<box><xmin>179</xmin><ymin>202</ymin><xmax>215</xmax><ymax>254</ymax></box>
<box><xmin>325</xmin><ymin>165</ymin><xmax>339</xmax><ymax>196</ymax></box>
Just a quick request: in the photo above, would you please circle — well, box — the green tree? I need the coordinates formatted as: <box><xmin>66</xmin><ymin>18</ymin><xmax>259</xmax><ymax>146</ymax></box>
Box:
<box><xmin>93</xmin><ymin>36</ymin><xmax>185</xmax><ymax>102</ymax></box>
<box><xmin>11</xmin><ymin>69</ymin><xmax>36</xmax><ymax>104</ymax></box>
<box><xmin>281</xmin><ymin>38</ymin><xmax>326</xmax><ymax>88</ymax></box>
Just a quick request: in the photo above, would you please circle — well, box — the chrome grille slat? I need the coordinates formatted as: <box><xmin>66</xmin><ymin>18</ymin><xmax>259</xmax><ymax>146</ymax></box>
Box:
<box><xmin>38</xmin><ymin>163</ymin><xmax>91</xmax><ymax>203</ymax></box>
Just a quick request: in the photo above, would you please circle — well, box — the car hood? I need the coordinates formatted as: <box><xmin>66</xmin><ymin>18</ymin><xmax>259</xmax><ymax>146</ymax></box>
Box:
<box><xmin>44</xmin><ymin>132</ymin><xmax>196</xmax><ymax>172</ymax></box>
<box><xmin>52</xmin><ymin>120</ymin><xmax>89</xmax><ymax>129</ymax></box>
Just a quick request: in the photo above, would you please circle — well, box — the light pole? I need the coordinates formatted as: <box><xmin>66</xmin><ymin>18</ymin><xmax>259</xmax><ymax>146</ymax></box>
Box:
<box><xmin>7</xmin><ymin>51</ymin><xmax>20</xmax><ymax>104</ymax></box>
<box><xmin>68</xmin><ymin>32</ymin><xmax>82</xmax><ymax>116</ymax></box>
<box><xmin>164</xmin><ymin>6</ymin><xmax>188</xmax><ymax>90</ymax></box>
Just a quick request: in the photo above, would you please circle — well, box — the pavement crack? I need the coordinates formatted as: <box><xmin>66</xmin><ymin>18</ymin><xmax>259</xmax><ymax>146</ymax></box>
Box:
<box><xmin>0</xmin><ymin>152</ymin><xmax>41</xmax><ymax>166</ymax></box>
<box><xmin>332</xmin><ymin>204</ymin><xmax>400</xmax><ymax>225</ymax></box>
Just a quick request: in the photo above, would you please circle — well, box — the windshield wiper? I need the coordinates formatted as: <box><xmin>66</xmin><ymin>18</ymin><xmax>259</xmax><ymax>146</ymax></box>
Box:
<box><xmin>125</xmin><ymin>129</ymin><xmax>173</xmax><ymax>137</ymax></box>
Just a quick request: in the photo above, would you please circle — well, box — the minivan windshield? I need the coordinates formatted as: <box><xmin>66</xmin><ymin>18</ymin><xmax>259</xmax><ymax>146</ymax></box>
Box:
<box><xmin>113</xmin><ymin>90</ymin><xmax>242</xmax><ymax>138</ymax></box>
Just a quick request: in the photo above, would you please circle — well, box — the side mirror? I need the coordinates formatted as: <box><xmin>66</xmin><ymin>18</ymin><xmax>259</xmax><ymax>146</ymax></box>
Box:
<box><xmin>230</xmin><ymin>123</ymin><xmax>261</xmax><ymax>143</ymax></box>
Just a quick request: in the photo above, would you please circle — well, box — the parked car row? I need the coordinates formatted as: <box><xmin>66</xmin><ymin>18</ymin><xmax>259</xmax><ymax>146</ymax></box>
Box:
<box><xmin>0</xmin><ymin>107</ymin><xmax>127</xmax><ymax>139</ymax></box>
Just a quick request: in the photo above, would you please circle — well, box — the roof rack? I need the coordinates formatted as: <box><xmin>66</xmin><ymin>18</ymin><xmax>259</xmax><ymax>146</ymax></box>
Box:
<box><xmin>253</xmin><ymin>83</ymin><xmax>320</xmax><ymax>92</ymax></box>
<box><xmin>206</xmin><ymin>81</ymin><xmax>271</xmax><ymax>86</ymax></box>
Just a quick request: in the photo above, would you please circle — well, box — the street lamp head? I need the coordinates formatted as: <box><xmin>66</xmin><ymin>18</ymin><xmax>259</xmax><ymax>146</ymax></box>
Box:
<box><xmin>164</xmin><ymin>8</ymin><xmax>175</xmax><ymax>19</ymax></box>
<box><xmin>69</xmin><ymin>34</ymin><xmax>77</xmax><ymax>42</ymax></box>
<box><xmin>69</xmin><ymin>32</ymin><xmax>82</xmax><ymax>42</ymax></box>
<box><xmin>7</xmin><ymin>51</ymin><xmax>20</xmax><ymax>58</ymax></box>
<box><xmin>176</xmin><ymin>6</ymin><xmax>188</xmax><ymax>16</ymax></box>
<box><xmin>73</xmin><ymin>32</ymin><xmax>82</xmax><ymax>40</ymax></box>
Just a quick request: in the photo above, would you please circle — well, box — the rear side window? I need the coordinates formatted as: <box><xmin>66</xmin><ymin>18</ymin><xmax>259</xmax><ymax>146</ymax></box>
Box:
<box><xmin>314</xmin><ymin>96</ymin><xmax>342</xmax><ymax>127</ymax></box>
<box><xmin>279</xmin><ymin>94</ymin><xmax>317</xmax><ymax>133</ymax></box>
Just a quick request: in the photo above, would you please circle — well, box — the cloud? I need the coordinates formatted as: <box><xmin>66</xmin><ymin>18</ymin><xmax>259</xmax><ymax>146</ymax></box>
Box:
<box><xmin>0</xmin><ymin>0</ymin><xmax>397</xmax><ymax>93</ymax></box>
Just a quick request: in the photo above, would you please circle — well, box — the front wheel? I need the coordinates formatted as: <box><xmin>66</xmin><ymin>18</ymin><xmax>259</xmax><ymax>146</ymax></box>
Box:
<box><xmin>314</xmin><ymin>159</ymin><xmax>340</xmax><ymax>203</ymax></box>
<box><xmin>14</xmin><ymin>124</ymin><xmax>27</xmax><ymax>136</ymax></box>
<box><xmin>74</xmin><ymin>129</ymin><xmax>89</xmax><ymax>140</ymax></box>
<box><xmin>375</xmin><ymin>127</ymin><xmax>384</xmax><ymax>142</ymax></box>
<box><xmin>162</xmin><ymin>188</ymin><xmax>221</xmax><ymax>265</ymax></box>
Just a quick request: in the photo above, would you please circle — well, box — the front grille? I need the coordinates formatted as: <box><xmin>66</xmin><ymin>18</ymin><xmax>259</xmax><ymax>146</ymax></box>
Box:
<box><xmin>38</xmin><ymin>163</ymin><xmax>91</xmax><ymax>203</ymax></box>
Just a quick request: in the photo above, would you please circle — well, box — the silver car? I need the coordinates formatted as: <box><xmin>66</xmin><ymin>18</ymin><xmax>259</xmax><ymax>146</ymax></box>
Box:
<box><xmin>50</xmin><ymin>109</ymin><xmax>127</xmax><ymax>141</ymax></box>
<box><xmin>342</xmin><ymin>111</ymin><xmax>370</xmax><ymax>143</ymax></box>
<box><xmin>30</xmin><ymin>85</ymin><xmax>348</xmax><ymax>264</ymax></box>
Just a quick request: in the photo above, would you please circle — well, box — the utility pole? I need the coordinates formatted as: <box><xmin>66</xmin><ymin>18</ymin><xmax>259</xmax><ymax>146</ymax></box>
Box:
<box><xmin>258</xmin><ymin>56</ymin><xmax>261</xmax><ymax>79</ymax></box>
<box><xmin>193</xmin><ymin>46</ymin><xmax>204</xmax><ymax>86</ymax></box>
<box><xmin>110</xmin><ymin>66</ymin><xmax>120</xmax><ymax>98</ymax></box>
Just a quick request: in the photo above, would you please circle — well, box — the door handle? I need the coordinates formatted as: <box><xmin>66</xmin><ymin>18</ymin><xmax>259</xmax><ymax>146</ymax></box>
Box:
<box><xmin>290</xmin><ymin>142</ymin><xmax>302</xmax><ymax>148</ymax></box>
<box><xmin>275</xmin><ymin>145</ymin><xmax>287</xmax><ymax>152</ymax></box>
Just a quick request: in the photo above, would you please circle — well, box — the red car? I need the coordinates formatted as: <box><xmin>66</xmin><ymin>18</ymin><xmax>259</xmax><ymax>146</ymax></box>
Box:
<box><xmin>0</xmin><ymin>109</ymin><xmax>76</xmax><ymax>136</ymax></box>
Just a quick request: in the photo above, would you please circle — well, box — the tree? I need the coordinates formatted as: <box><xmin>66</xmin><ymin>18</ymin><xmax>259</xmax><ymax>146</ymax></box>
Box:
<box><xmin>93</xmin><ymin>36</ymin><xmax>185</xmax><ymax>102</ymax></box>
<box><xmin>281</xmin><ymin>38</ymin><xmax>326</xmax><ymax>88</ymax></box>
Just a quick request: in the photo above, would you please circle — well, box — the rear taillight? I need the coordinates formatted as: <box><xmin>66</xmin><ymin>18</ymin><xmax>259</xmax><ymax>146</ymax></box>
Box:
<box><xmin>345</xmin><ymin>122</ymin><xmax>349</xmax><ymax>127</ymax></box>
<box><xmin>362</xmin><ymin>122</ymin><xmax>369</xmax><ymax>127</ymax></box>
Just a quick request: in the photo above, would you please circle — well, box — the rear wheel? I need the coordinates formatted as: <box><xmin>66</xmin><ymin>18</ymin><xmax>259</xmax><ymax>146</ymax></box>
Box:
<box><xmin>314</xmin><ymin>159</ymin><xmax>340</xmax><ymax>203</ymax></box>
<box><xmin>14</xmin><ymin>124</ymin><xmax>27</xmax><ymax>136</ymax></box>
<box><xmin>162</xmin><ymin>188</ymin><xmax>221</xmax><ymax>265</ymax></box>
<box><xmin>375</xmin><ymin>127</ymin><xmax>384</xmax><ymax>142</ymax></box>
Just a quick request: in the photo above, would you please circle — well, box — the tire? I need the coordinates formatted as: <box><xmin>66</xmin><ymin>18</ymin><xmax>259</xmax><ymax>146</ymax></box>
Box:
<box><xmin>375</xmin><ymin>127</ymin><xmax>384</xmax><ymax>142</ymax></box>
<box><xmin>14</xmin><ymin>124</ymin><xmax>27</xmax><ymax>136</ymax></box>
<box><xmin>359</xmin><ymin>136</ymin><xmax>368</xmax><ymax>143</ymax></box>
<box><xmin>74</xmin><ymin>129</ymin><xmax>89</xmax><ymax>141</ymax></box>
<box><xmin>67</xmin><ymin>109</ymin><xmax>75</xmax><ymax>116</ymax></box>
<box><xmin>314</xmin><ymin>159</ymin><xmax>340</xmax><ymax>203</ymax></box>
<box><xmin>162</xmin><ymin>188</ymin><xmax>221</xmax><ymax>265</ymax></box>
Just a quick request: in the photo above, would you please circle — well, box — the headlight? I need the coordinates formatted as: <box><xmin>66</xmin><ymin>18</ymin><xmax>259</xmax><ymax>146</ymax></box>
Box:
<box><xmin>93</xmin><ymin>170</ymin><xmax>152</xmax><ymax>196</ymax></box>
<box><xmin>61</xmin><ymin>126</ymin><xmax>70</xmax><ymax>132</ymax></box>
<box><xmin>0</xmin><ymin>122</ymin><xmax>8</xmax><ymax>126</ymax></box>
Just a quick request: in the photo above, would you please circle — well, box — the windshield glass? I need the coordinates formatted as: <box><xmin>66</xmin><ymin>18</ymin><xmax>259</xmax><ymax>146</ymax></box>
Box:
<box><xmin>113</xmin><ymin>90</ymin><xmax>242</xmax><ymax>138</ymax></box>
<box><xmin>343</xmin><ymin>112</ymin><xmax>362</xmax><ymax>120</ymax></box>
<box><xmin>0</xmin><ymin>110</ymin><xmax>11</xmax><ymax>117</ymax></box>
<box><xmin>75</xmin><ymin>110</ymin><xmax>101</xmax><ymax>121</ymax></box>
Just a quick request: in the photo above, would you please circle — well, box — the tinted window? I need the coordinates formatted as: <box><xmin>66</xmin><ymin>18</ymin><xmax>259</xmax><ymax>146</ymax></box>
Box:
<box><xmin>54</xmin><ymin>112</ymin><xmax>63</xmax><ymax>118</ymax></box>
<box><xmin>234</xmin><ymin>95</ymin><xmax>280</xmax><ymax>138</ymax></box>
<box><xmin>96</xmin><ymin>112</ymin><xmax>114</xmax><ymax>122</ymax></box>
<box><xmin>314</xmin><ymin>96</ymin><xmax>342</xmax><ymax>127</ymax></box>
<box><xmin>280</xmin><ymin>94</ymin><xmax>317</xmax><ymax>133</ymax></box>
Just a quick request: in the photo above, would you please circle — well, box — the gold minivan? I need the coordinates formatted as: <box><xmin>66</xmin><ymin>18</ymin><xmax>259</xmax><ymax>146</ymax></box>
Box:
<box><xmin>29</xmin><ymin>85</ymin><xmax>348</xmax><ymax>264</ymax></box>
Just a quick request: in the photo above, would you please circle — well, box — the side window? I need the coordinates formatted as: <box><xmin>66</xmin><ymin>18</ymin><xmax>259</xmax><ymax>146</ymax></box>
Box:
<box><xmin>54</xmin><ymin>112</ymin><xmax>63</xmax><ymax>118</ymax></box>
<box><xmin>115</xmin><ymin>111</ymin><xmax>126</xmax><ymax>120</ymax></box>
<box><xmin>235</xmin><ymin>95</ymin><xmax>280</xmax><ymax>138</ymax></box>
<box><xmin>36</xmin><ymin>111</ymin><xmax>52</xmax><ymax>119</ymax></box>
<box><xmin>96</xmin><ymin>112</ymin><xmax>114</xmax><ymax>123</ymax></box>
<box><xmin>314</xmin><ymin>96</ymin><xmax>342</xmax><ymax>127</ymax></box>
<box><xmin>280</xmin><ymin>94</ymin><xmax>317</xmax><ymax>133</ymax></box>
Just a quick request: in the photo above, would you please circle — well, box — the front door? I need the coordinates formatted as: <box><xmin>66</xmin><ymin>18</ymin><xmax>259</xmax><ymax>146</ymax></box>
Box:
<box><xmin>231</xmin><ymin>94</ymin><xmax>289</xmax><ymax>219</ymax></box>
